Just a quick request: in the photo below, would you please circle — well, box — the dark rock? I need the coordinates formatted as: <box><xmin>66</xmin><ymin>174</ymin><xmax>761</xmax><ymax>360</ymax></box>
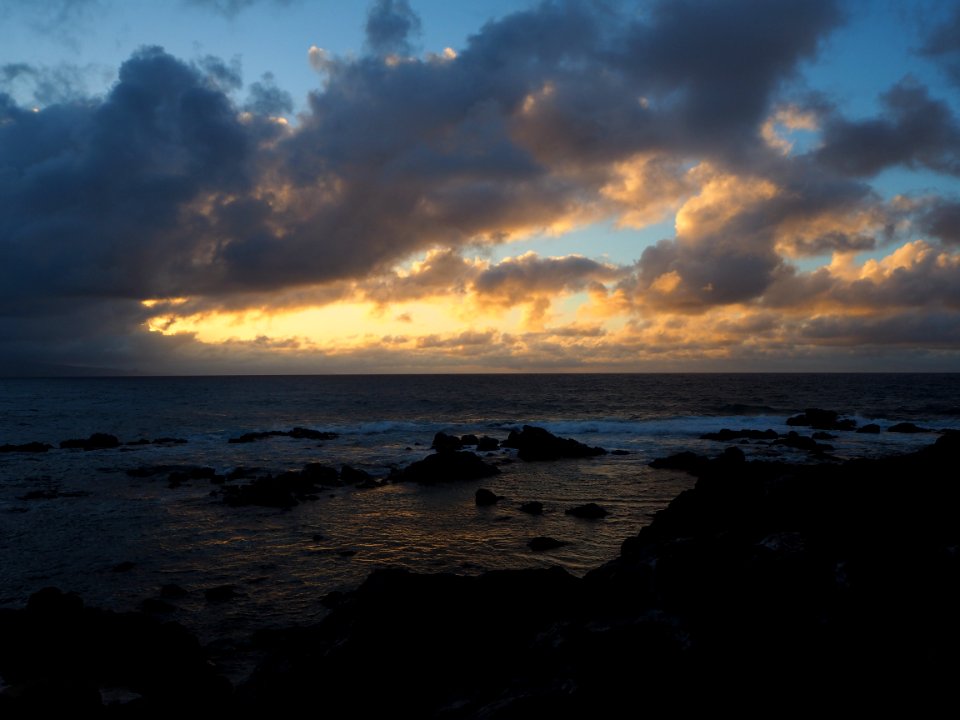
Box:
<box><xmin>476</xmin><ymin>436</ymin><xmax>500</xmax><ymax>451</ymax></box>
<box><xmin>337</xmin><ymin>549</ymin><xmax>357</xmax><ymax>557</ymax></box>
<box><xmin>785</xmin><ymin>408</ymin><xmax>856</xmax><ymax>431</ymax></box>
<box><xmin>301</xmin><ymin>463</ymin><xmax>340</xmax><ymax>486</ymax></box>
<box><xmin>888</xmin><ymin>422</ymin><xmax>933</xmax><ymax>433</ymax></box>
<box><xmin>475</xmin><ymin>488</ymin><xmax>501</xmax><ymax>506</ymax></box>
<box><xmin>204</xmin><ymin>585</ymin><xmax>239</xmax><ymax>603</ymax></box>
<box><xmin>503</xmin><ymin>425</ymin><xmax>606</xmax><ymax>461</ymax></box>
<box><xmin>611</xmin><ymin>449</ymin><xmax>630</xmax><ymax>455</ymax></box>
<box><xmin>812</xmin><ymin>432</ymin><xmax>837</xmax><ymax>440</ymax></box>
<box><xmin>649</xmin><ymin>451</ymin><xmax>709</xmax><ymax>472</ymax></box>
<box><xmin>519</xmin><ymin>501</ymin><xmax>544</xmax><ymax>515</ymax></box>
<box><xmin>528</xmin><ymin>536</ymin><xmax>568</xmax><ymax>551</ymax></box>
<box><xmin>393</xmin><ymin>451</ymin><xmax>500</xmax><ymax>485</ymax></box>
<box><xmin>773</xmin><ymin>431</ymin><xmax>833</xmax><ymax>453</ymax></box>
<box><xmin>431</xmin><ymin>431</ymin><xmax>463</xmax><ymax>452</ymax></box>
<box><xmin>59</xmin><ymin>433</ymin><xmax>121</xmax><ymax>451</ymax></box>
<box><xmin>111</xmin><ymin>561</ymin><xmax>136</xmax><ymax>573</ymax></box>
<box><xmin>565</xmin><ymin>503</ymin><xmax>610</xmax><ymax>519</ymax></box>
<box><xmin>340</xmin><ymin>465</ymin><xmax>374</xmax><ymax>486</ymax></box>
<box><xmin>160</xmin><ymin>584</ymin><xmax>189</xmax><ymax>599</ymax></box>
<box><xmin>289</xmin><ymin>427</ymin><xmax>338</xmax><ymax>440</ymax></box>
<box><xmin>460</xmin><ymin>434</ymin><xmax>480</xmax><ymax>446</ymax></box>
<box><xmin>221</xmin><ymin>470</ymin><xmax>326</xmax><ymax>508</ymax></box>
<box><xmin>856</xmin><ymin>424</ymin><xmax>882</xmax><ymax>434</ymax></box>
<box><xmin>140</xmin><ymin>598</ymin><xmax>176</xmax><ymax>614</ymax></box>
<box><xmin>229</xmin><ymin>428</ymin><xmax>337</xmax><ymax>444</ymax></box>
<box><xmin>17</xmin><ymin>488</ymin><xmax>91</xmax><ymax>500</ymax></box>
<box><xmin>0</xmin><ymin>587</ymin><xmax>230</xmax><ymax>713</ymax></box>
<box><xmin>0</xmin><ymin>441</ymin><xmax>53</xmax><ymax>453</ymax></box>
<box><xmin>233</xmin><ymin>433</ymin><xmax>960</xmax><ymax>716</ymax></box>
<box><xmin>311</xmin><ymin>533</ymin><xmax>326</xmax><ymax>542</ymax></box>
<box><xmin>700</xmin><ymin>428</ymin><xmax>778</xmax><ymax>441</ymax></box>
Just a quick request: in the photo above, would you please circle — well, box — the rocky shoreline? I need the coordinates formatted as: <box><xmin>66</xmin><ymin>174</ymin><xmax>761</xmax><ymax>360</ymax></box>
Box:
<box><xmin>3</xmin><ymin>422</ymin><xmax>959</xmax><ymax>715</ymax></box>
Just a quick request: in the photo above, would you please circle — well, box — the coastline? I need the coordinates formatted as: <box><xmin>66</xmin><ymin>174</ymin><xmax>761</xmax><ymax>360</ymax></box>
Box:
<box><xmin>3</xmin><ymin>427</ymin><xmax>958</xmax><ymax>715</ymax></box>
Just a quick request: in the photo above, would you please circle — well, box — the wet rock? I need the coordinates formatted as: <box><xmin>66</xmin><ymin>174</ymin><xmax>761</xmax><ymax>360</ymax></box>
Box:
<box><xmin>301</xmin><ymin>463</ymin><xmax>340</xmax><ymax>486</ymax></box>
<box><xmin>649</xmin><ymin>451</ymin><xmax>710</xmax><ymax>473</ymax></box>
<box><xmin>111</xmin><ymin>561</ymin><xmax>135</xmax><ymax>573</ymax></box>
<box><xmin>519</xmin><ymin>501</ymin><xmax>544</xmax><ymax>515</ymax></box>
<box><xmin>476</xmin><ymin>436</ymin><xmax>500</xmax><ymax>451</ymax></box>
<box><xmin>228</xmin><ymin>428</ymin><xmax>337</xmax><ymax>444</ymax></box>
<box><xmin>773</xmin><ymin>431</ymin><xmax>834</xmax><ymax>453</ymax></box>
<box><xmin>460</xmin><ymin>434</ymin><xmax>480</xmax><ymax>446</ymax></box>
<box><xmin>565</xmin><ymin>503</ymin><xmax>609</xmax><ymax>519</ymax></box>
<box><xmin>856</xmin><ymin>424</ymin><xmax>882</xmax><ymax>434</ymax></box>
<box><xmin>700</xmin><ymin>428</ymin><xmax>778</xmax><ymax>441</ymax></box>
<box><xmin>160</xmin><ymin>584</ymin><xmax>189</xmax><ymax>599</ymax></box>
<box><xmin>0</xmin><ymin>441</ymin><xmax>53</xmax><ymax>453</ymax></box>
<box><xmin>431</xmin><ymin>431</ymin><xmax>463</xmax><ymax>452</ymax></box>
<box><xmin>59</xmin><ymin>433</ymin><xmax>121</xmax><ymax>451</ymax></box>
<box><xmin>204</xmin><ymin>585</ymin><xmax>239</xmax><ymax>603</ymax></box>
<box><xmin>0</xmin><ymin>587</ymin><xmax>230</xmax><ymax>713</ymax></box>
<box><xmin>221</xmin><ymin>470</ymin><xmax>327</xmax><ymax>508</ymax></box>
<box><xmin>140</xmin><ymin>598</ymin><xmax>176</xmax><ymax>614</ymax></box>
<box><xmin>888</xmin><ymin>422</ymin><xmax>933</xmax><ymax>433</ymax></box>
<box><xmin>785</xmin><ymin>409</ymin><xmax>856</xmax><ymax>431</ymax></box>
<box><xmin>503</xmin><ymin>425</ymin><xmax>606</xmax><ymax>461</ymax></box>
<box><xmin>611</xmin><ymin>449</ymin><xmax>630</xmax><ymax>455</ymax></box>
<box><xmin>340</xmin><ymin>465</ymin><xmax>375</xmax><ymax>486</ymax></box>
<box><xmin>393</xmin><ymin>451</ymin><xmax>500</xmax><ymax>485</ymax></box>
<box><xmin>528</xmin><ymin>536</ymin><xmax>568</xmax><ymax>551</ymax></box>
<box><xmin>475</xmin><ymin>488</ymin><xmax>501</xmax><ymax>506</ymax></box>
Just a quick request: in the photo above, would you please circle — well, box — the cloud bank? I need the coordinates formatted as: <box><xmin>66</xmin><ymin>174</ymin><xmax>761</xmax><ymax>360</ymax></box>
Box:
<box><xmin>2</xmin><ymin>0</ymin><xmax>960</xmax><ymax>373</ymax></box>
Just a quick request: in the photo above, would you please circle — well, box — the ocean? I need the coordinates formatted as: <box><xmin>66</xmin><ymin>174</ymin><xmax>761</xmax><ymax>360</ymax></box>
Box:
<box><xmin>2</xmin><ymin>373</ymin><xmax>959</xmax><ymax>667</ymax></box>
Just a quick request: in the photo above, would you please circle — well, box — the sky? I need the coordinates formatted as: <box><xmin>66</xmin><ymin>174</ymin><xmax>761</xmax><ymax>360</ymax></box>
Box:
<box><xmin>2</xmin><ymin>0</ymin><xmax>960</xmax><ymax>374</ymax></box>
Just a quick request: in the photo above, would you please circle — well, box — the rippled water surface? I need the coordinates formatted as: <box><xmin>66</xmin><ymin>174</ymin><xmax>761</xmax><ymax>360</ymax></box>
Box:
<box><xmin>2</xmin><ymin>373</ymin><xmax>959</xmax><ymax>648</ymax></box>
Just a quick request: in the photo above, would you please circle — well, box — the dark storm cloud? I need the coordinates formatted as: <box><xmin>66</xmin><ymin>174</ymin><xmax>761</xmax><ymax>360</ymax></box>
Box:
<box><xmin>920</xmin><ymin>198</ymin><xmax>960</xmax><ymax>245</ymax></box>
<box><xmin>244</xmin><ymin>72</ymin><xmax>293</xmax><ymax>115</ymax></box>
<box><xmin>3</xmin><ymin>0</ymin><xmax>897</xmax><ymax>370</ymax></box>
<box><xmin>365</xmin><ymin>0</ymin><xmax>422</xmax><ymax>57</ymax></box>
<box><xmin>920</xmin><ymin>1</ymin><xmax>960</xmax><ymax>86</ymax></box>
<box><xmin>1</xmin><ymin>61</ymin><xmax>96</xmax><ymax>105</ymax></box>
<box><xmin>473</xmin><ymin>254</ymin><xmax>624</xmax><ymax>305</ymax></box>
<box><xmin>816</xmin><ymin>79</ymin><xmax>960</xmax><ymax>177</ymax></box>
<box><xmin>800</xmin><ymin>311</ymin><xmax>960</xmax><ymax>347</ymax></box>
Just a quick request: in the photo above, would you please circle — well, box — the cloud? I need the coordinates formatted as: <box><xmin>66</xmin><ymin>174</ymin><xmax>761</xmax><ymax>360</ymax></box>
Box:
<box><xmin>919</xmin><ymin>198</ymin><xmax>960</xmax><ymax>245</ymax></box>
<box><xmin>365</xmin><ymin>0</ymin><xmax>422</xmax><ymax>57</ymax></box>
<box><xmin>7</xmin><ymin>0</ymin><xmax>960</xmax><ymax>371</ymax></box>
<box><xmin>816</xmin><ymin>79</ymin><xmax>960</xmax><ymax>177</ymax></box>
<box><xmin>920</xmin><ymin>2</ymin><xmax>960</xmax><ymax>86</ymax></box>
<box><xmin>184</xmin><ymin>0</ymin><xmax>299</xmax><ymax>18</ymax></box>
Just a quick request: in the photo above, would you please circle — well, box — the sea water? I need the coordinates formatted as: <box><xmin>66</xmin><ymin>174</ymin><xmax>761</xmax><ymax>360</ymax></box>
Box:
<box><xmin>2</xmin><ymin>373</ymin><xmax>959</xmax><ymax>651</ymax></box>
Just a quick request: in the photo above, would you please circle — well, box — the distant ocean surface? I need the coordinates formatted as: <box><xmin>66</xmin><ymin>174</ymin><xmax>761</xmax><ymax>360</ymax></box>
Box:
<box><xmin>3</xmin><ymin>373</ymin><xmax>960</xmax><ymax>666</ymax></box>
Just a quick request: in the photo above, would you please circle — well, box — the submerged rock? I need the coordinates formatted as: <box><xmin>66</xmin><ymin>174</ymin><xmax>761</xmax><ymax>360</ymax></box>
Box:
<box><xmin>700</xmin><ymin>428</ymin><xmax>778</xmax><ymax>442</ymax></box>
<box><xmin>0</xmin><ymin>441</ymin><xmax>53</xmax><ymax>453</ymax></box>
<box><xmin>785</xmin><ymin>408</ymin><xmax>856</xmax><ymax>431</ymax></box>
<box><xmin>856</xmin><ymin>423</ymin><xmax>882</xmax><ymax>434</ymax></box>
<box><xmin>565</xmin><ymin>503</ymin><xmax>610</xmax><ymax>519</ymax></box>
<box><xmin>519</xmin><ymin>501</ymin><xmax>544</xmax><ymax>515</ymax></box>
<box><xmin>527</xmin><ymin>536</ymin><xmax>568</xmax><ymax>551</ymax></box>
<box><xmin>475</xmin><ymin>488</ymin><xmax>501</xmax><ymax>506</ymax></box>
<box><xmin>59</xmin><ymin>433</ymin><xmax>121</xmax><ymax>451</ymax></box>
